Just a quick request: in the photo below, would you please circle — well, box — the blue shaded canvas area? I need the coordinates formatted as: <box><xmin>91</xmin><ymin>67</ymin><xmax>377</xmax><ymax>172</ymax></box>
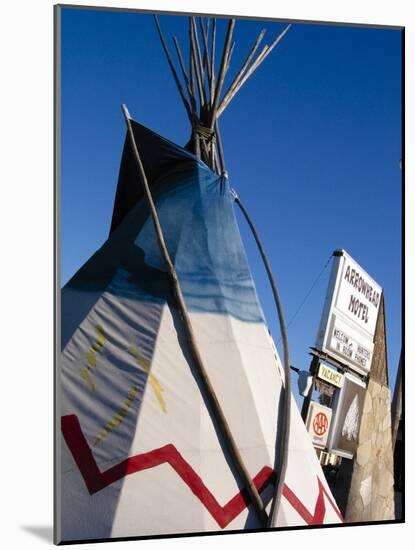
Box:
<box><xmin>62</xmin><ymin>120</ymin><xmax>266</xmax><ymax>347</ymax></box>
<box><xmin>132</xmin><ymin>159</ymin><xmax>266</xmax><ymax>323</ymax></box>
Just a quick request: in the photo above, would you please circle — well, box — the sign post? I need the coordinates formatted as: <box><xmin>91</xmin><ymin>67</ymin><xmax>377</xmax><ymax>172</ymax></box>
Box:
<box><xmin>300</xmin><ymin>355</ymin><xmax>319</xmax><ymax>421</ymax></box>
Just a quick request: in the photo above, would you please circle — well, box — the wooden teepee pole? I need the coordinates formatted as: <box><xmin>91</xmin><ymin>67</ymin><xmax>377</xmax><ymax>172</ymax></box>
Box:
<box><xmin>153</xmin><ymin>15</ymin><xmax>193</xmax><ymax>123</ymax></box>
<box><xmin>215</xmin><ymin>121</ymin><xmax>226</xmax><ymax>175</ymax></box>
<box><xmin>173</xmin><ymin>36</ymin><xmax>197</xmax><ymax>117</ymax></box>
<box><xmin>226</xmin><ymin>41</ymin><xmax>236</xmax><ymax>73</ymax></box>
<box><xmin>218</xmin><ymin>24</ymin><xmax>291</xmax><ymax>118</ymax></box>
<box><xmin>218</xmin><ymin>29</ymin><xmax>266</xmax><ymax>114</ymax></box>
<box><xmin>191</xmin><ymin>16</ymin><xmax>207</xmax><ymax>105</ymax></box>
<box><xmin>189</xmin><ymin>17</ymin><xmax>205</xmax><ymax>110</ymax></box>
<box><xmin>209</xmin><ymin>19</ymin><xmax>235</xmax><ymax>132</ymax></box>
<box><xmin>210</xmin><ymin>19</ymin><xmax>216</xmax><ymax>106</ymax></box>
<box><xmin>121</xmin><ymin>103</ymin><xmax>268</xmax><ymax>527</ymax></box>
<box><xmin>199</xmin><ymin>18</ymin><xmax>211</xmax><ymax>78</ymax></box>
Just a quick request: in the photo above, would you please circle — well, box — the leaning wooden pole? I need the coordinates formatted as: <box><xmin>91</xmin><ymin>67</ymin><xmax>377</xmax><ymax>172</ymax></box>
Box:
<box><xmin>121</xmin><ymin>104</ymin><xmax>268</xmax><ymax>527</ymax></box>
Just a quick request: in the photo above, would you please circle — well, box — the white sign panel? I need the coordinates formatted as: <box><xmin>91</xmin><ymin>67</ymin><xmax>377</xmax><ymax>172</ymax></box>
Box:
<box><xmin>335</xmin><ymin>253</ymin><xmax>381</xmax><ymax>335</ymax></box>
<box><xmin>305</xmin><ymin>402</ymin><xmax>333</xmax><ymax>449</ymax></box>
<box><xmin>326</xmin><ymin>373</ymin><xmax>366</xmax><ymax>459</ymax></box>
<box><xmin>327</xmin><ymin>315</ymin><xmax>375</xmax><ymax>373</ymax></box>
<box><xmin>315</xmin><ymin>250</ymin><xmax>382</xmax><ymax>375</ymax></box>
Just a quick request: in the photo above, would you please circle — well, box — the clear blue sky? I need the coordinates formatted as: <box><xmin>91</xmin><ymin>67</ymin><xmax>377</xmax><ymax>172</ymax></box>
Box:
<box><xmin>60</xmin><ymin>7</ymin><xmax>402</xmax><ymax>406</ymax></box>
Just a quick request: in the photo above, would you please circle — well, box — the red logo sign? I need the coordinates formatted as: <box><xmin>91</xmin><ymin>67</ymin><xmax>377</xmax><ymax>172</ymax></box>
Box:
<box><xmin>313</xmin><ymin>412</ymin><xmax>328</xmax><ymax>436</ymax></box>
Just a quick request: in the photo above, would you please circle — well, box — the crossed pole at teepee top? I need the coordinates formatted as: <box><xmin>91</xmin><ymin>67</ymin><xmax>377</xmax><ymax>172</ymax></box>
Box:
<box><xmin>154</xmin><ymin>15</ymin><xmax>291</xmax><ymax>176</ymax></box>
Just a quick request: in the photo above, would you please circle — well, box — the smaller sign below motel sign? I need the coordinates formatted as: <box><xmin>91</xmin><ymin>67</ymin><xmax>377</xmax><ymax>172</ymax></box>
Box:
<box><xmin>326</xmin><ymin>373</ymin><xmax>367</xmax><ymax>459</ymax></box>
<box><xmin>317</xmin><ymin>363</ymin><xmax>344</xmax><ymax>388</ymax></box>
<box><xmin>306</xmin><ymin>402</ymin><xmax>333</xmax><ymax>449</ymax></box>
<box><xmin>315</xmin><ymin>250</ymin><xmax>382</xmax><ymax>376</ymax></box>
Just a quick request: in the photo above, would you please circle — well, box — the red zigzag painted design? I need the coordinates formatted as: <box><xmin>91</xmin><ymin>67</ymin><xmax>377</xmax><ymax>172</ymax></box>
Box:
<box><xmin>61</xmin><ymin>414</ymin><xmax>343</xmax><ymax>529</ymax></box>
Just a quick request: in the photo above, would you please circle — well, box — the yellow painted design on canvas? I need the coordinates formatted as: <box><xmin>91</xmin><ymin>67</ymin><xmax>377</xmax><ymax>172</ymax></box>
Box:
<box><xmin>92</xmin><ymin>384</ymin><xmax>138</xmax><ymax>446</ymax></box>
<box><xmin>81</xmin><ymin>324</ymin><xmax>106</xmax><ymax>389</ymax></box>
<box><xmin>86</xmin><ymin>349</ymin><xmax>96</xmax><ymax>370</ymax></box>
<box><xmin>80</xmin><ymin>368</ymin><xmax>96</xmax><ymax>391</ymax></box>
<box><xmin>128</xmin><ymin>345</ymin><xmax>166</xmax><ymax>413</ymax></box>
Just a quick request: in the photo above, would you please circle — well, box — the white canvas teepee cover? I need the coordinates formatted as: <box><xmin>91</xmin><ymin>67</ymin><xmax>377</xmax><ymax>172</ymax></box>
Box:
<box><xmin>57</xmin><ymin>121</ymin><xmax>342</xmax><ymax>542</ymax></box>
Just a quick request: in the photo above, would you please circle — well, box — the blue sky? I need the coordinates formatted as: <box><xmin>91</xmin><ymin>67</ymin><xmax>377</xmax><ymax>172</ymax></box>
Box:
<box><xmin>60</xmin><ymin>7</ymin><xmax>402</xmax><ymax>406</ymax></box>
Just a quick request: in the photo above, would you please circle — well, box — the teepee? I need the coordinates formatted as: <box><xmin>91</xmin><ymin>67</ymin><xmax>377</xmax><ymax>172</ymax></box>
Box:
<box><xmin>57</xmin><ymin>14</ymin><xmax>343</xmax><ymax>543</ymax></box>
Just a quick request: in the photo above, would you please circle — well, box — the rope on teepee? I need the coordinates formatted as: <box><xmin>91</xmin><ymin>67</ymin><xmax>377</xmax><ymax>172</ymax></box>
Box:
<box><xmin>231</xmin><ymin>187</ymin><xmax>291</xmax><ymax>527</ymax></box>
